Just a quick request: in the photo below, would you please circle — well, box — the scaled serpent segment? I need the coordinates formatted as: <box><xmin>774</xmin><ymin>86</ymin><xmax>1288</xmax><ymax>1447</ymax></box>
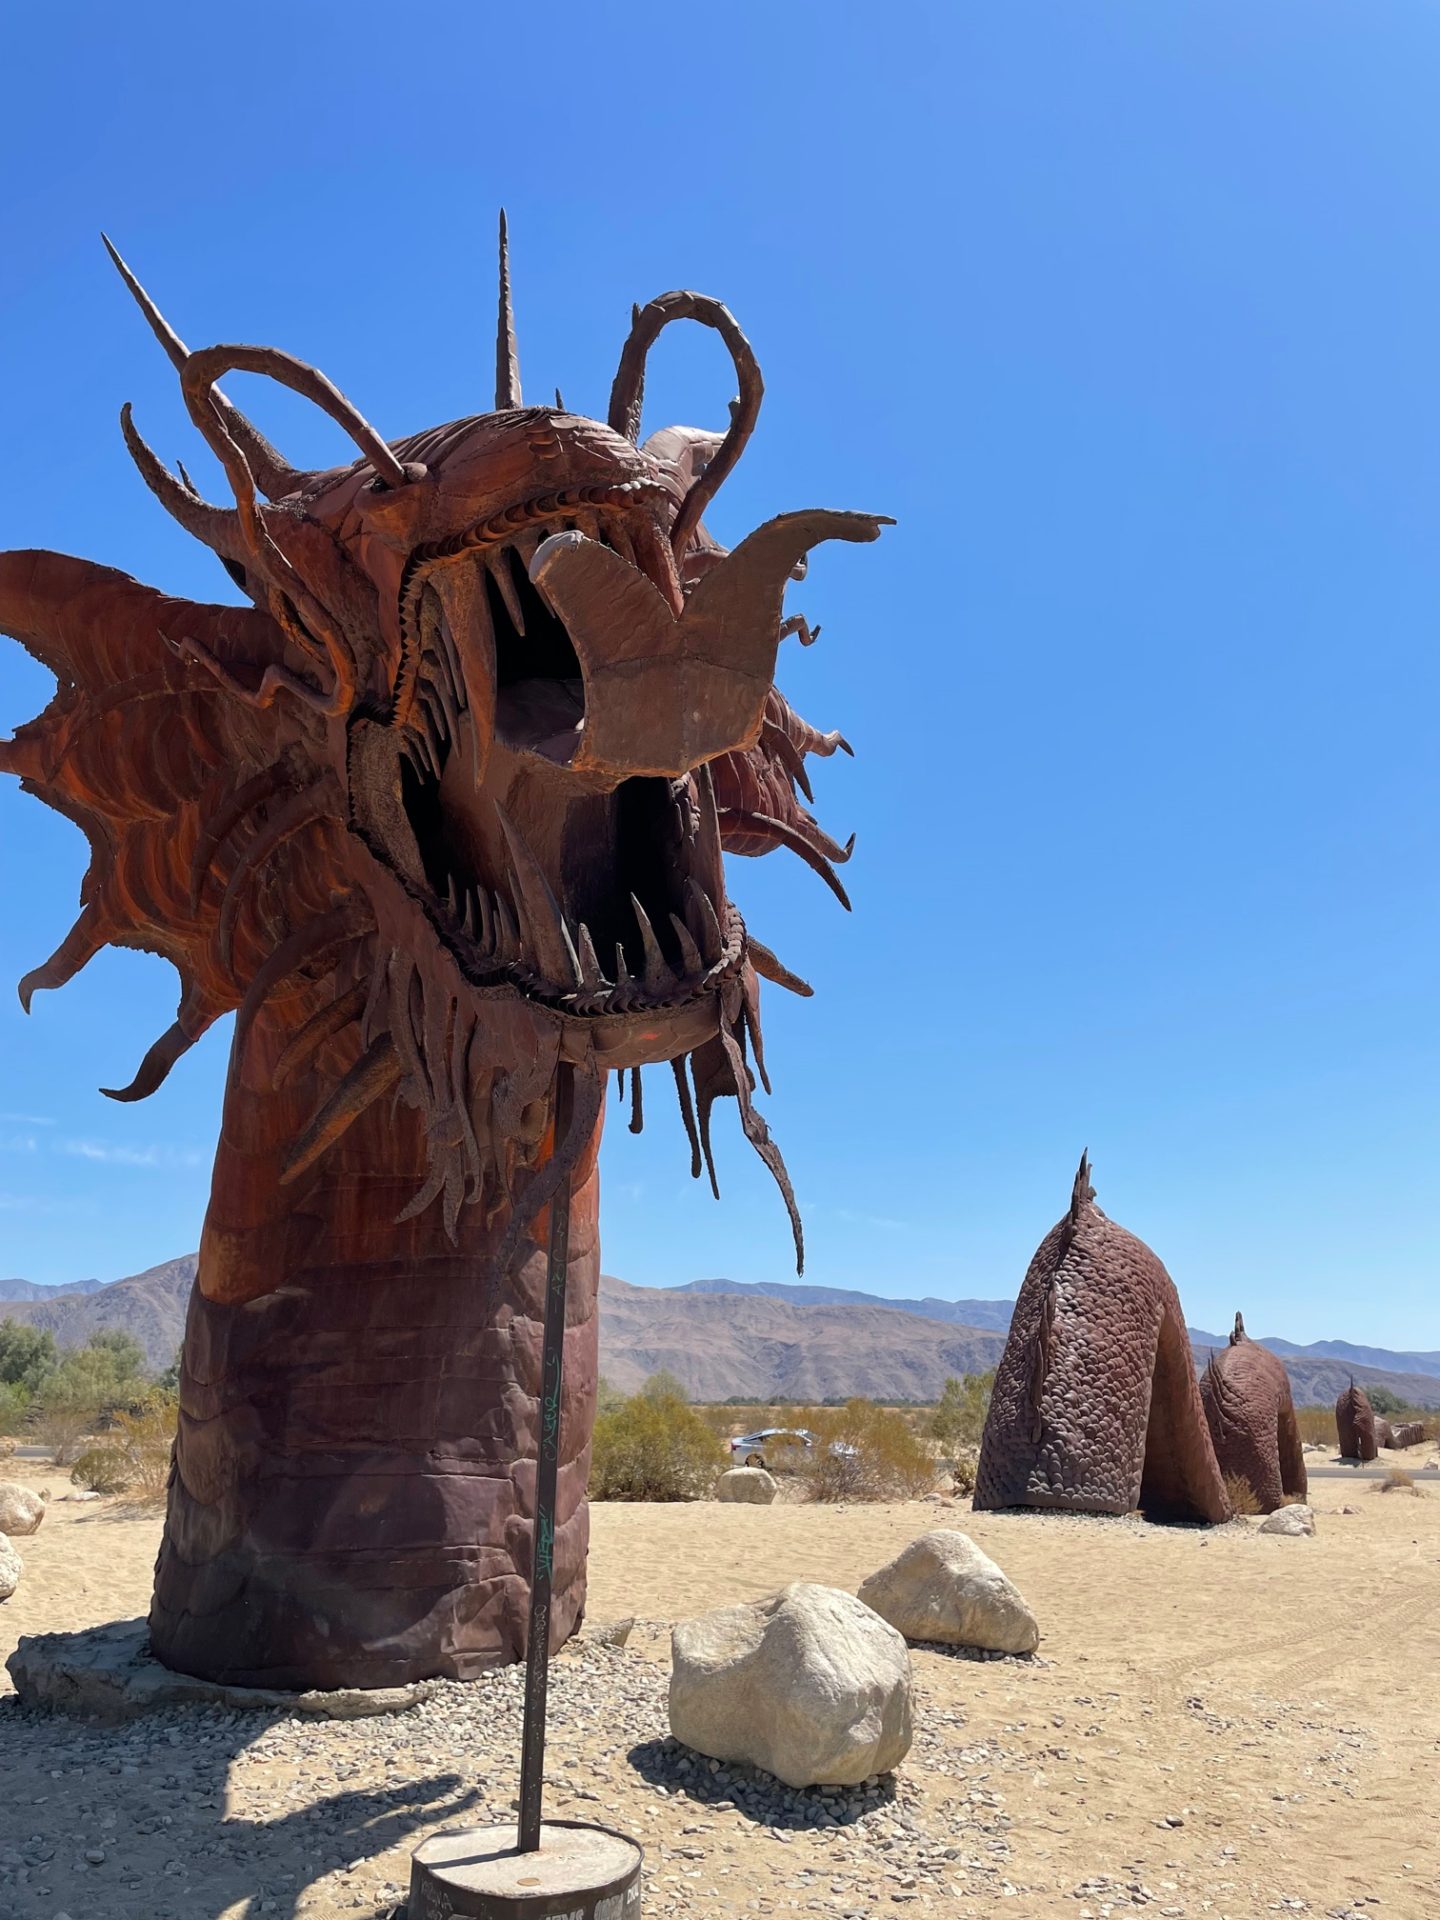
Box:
<box><xmin>1335</xmin><ymin>1380</ymin><xmax>1378</xmax><ymax>1462</ymax></box>
<box><xmin>1199</xmin><ymin>1312</ymin><xmax>1306</xmax><ymax>1513</ymax></box>
<box><xmin>975</xmin><ymin>1154</ymin><xmax>1231</xmax><ymax>1524</ymax></box>
<box><xmin>0</xmin><ymin>224</ymin><xmax>888</xmax><ymax>1686</ymax></box>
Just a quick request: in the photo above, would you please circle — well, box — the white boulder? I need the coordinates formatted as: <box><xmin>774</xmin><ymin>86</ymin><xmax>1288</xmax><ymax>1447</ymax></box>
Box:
<box><xmin>714</xmin><ymin>1466</ymin><xmax>778</xmax><ymax>1505</ymax></box>
<box><xmin>0</xmin><ymin>1533</ymin><xmax>20</xmax><ymax>1601</ymax></box>
<box><xmin>0</xmin><ymin>1482</ymin><xmax>44</xmax><ymax>1537</ymax></box>
<box><xmin>857</xmin><ymin>1529</ymin><xmax>1040</xmax><ymax>1654</ymax></box>
<box><xmin>1260</xmin><ymin>1504</ymin><xmax>1316</xmax><ymax>1537</ymax></box>
<box><xmin>669</xmin><ymin>1582</ymin><xmax>912</xmax><ymax>1788</ymax></box>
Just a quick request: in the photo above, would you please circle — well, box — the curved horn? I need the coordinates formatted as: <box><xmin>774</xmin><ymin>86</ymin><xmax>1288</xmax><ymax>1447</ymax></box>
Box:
<box><xmin>607</xmin><ymin>291</ymin><xmax>763</xmax><ymax>559</ymax></box>
<box><xmin>101</xmin><ymin>233</ymin><xmax>302</xmax><ymax>501</ymax></box>
<box><xmin>119</xmin><ymin>404</ymin><xmax>248</xmax><ymax>563</ymax></box>
<box><xmin>495</xmin><ymin>209</ymin><xmax>522</xmax><ymax>410</ymax></box>
<box><xmin>179</xmin><ymin>344</ymin><xmax>412</xmax><ymax>491</ymax></box>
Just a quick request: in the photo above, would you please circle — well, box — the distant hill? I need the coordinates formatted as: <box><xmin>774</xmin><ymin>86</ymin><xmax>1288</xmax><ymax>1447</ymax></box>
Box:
<box><xmin>601</xmin><ymin>1274</ymin><xmax>1005</xmax><ymax>1401</ymax></box>
<box><xmin>606</xmin><ymin>1275</ymin><xmax>1440</xmax><ymax>1408</ymax></box>
<box><xmin>677</xmin><ymin>1276</ymin><xmax>1017</xmax><ymax>1332</ymax></box>
<box><xmin>0</xmin><ymin>1277</ymin><xmax>104</xmax><ymax>1302</ymax></box>
<box><xmin>1190</xmin><ymin>1328</ymin><xmax>1440</xmax><ymax>1381</ymax></box>
<box><xmin>0</xmin><ymin>1256</ymin><xmax>195</xmax><ymax>1369</ymax></box>
<box><xmin>3</xmin><ymin>1256</ymin><xmax>1438</xmax><ymax>1409</ymax></box>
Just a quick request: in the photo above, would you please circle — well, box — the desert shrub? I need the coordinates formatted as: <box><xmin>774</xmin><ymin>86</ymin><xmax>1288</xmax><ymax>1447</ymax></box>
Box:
<box><xmin>1377</xmin><ymin>1468</ymin><xmax>1423</xmax><ymax>1497</ymax></box>
<box><xmin>799</xmin><ymin>1399</ymin><xmax>938</xmax><ymax>1503</ymax></box>
<box><xmin>950</xmin><ymin>1449</ymin><xmax>979</xmax><ymax>1498</ymax></box>
<box><xmin>927</xmin><ymin>1371</ymin><xmax>995</xmax><ymax>1451</ymax></box>
<box><xmin>1294</xmin><ymin>1406</ymin><xmax>1337</xmax><ymax>1447</ymax></box>
<box><xmin>1223</xmin><ymin>1472</ymin><xmax>1263</xmax><ymax>1516</ymax></box>
<box><xmin>69</xmin><ymin>1391</ymin><xmax>177</xmax><ymax>1501</ymax></box>
<box><xmin>590</xmin><ymin>1391</ymin><xmax>726</xmax><ymax>1501</ymax></box>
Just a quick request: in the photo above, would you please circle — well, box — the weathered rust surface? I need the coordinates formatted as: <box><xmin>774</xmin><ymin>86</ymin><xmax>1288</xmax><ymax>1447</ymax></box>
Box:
<box><xmin>1199</xmin><ymin>1313</ymin><xmax>1306</xmax><ymax>1513</ymax></box>
<box><xmin>975</xmin><ymin>1156</ymin><xmax>1231</xmax><ymax>1524</ymax></box>
<box><xmin>0</xmin><ymin>224</ymin><xmax>884</xmax><ymax>1686</ymax></box>
<box><xmin>1335</xmin><ymin>1381</ymin><xmax>1378</xmax><ymax>1462</ymax></box>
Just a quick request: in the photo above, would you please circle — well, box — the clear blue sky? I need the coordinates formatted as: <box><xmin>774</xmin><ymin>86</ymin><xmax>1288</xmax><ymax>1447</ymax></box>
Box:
<box><xmin>2</xmin><ymin>5</ymin><xmax>1436</xmax><ymax>1346</ymax></box>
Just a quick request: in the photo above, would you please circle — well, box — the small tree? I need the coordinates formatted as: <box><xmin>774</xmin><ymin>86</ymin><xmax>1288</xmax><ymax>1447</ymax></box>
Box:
<box><xmin>0</xmin><ymin>1320</ymin><xmax>59</xmax><ymax>1396</ymax></box>
<box><xmin>27</xmin><ymin>1330</ymin><xmax>150</xmax><ymax>1462</ymax></box>
<box><xmin>640</xmin><ymin>1368</ymin><xmax>689</xmax><ymax>1403</ymax></box>
<box><xmin>927</xmin><ymin>1371</ymin><xmax>995</xmax><ymax>1451</ymax></box>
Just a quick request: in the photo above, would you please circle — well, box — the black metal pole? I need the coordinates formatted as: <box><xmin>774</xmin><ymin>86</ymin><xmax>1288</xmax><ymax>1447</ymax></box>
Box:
<box><xmin>518</xmin><ymin>1060</ymin><xmax>574</xmax><ymax>1855</ymax></box>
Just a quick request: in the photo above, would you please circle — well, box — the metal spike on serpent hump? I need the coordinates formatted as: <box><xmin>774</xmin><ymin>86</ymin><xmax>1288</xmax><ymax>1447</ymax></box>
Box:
<box><xmin>495</xmin><ymin>209</ymin><xmax>522</xmax><ymax>409</ymax></box>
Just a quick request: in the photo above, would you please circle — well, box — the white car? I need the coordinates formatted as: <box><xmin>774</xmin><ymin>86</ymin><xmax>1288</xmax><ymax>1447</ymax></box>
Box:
<box><xmin>728</xmin><ymin>1427</ymin><xmax>816</xmax><ymax>1470</ymax></box>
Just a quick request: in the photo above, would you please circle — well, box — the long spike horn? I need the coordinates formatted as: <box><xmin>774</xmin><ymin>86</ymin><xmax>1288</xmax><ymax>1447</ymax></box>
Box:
<box><xmin>119</xmin><ymin>404</ymin><xmax>247</xmax><ymax>563</ymax></box>
<box><xmin>101</xmin><ymin>233</ymin><xmax>301</xmax><ymax>500</ymax></box>
<box><xmin>180</xmin><ymin>345</ymin><xmax>411</xmax><ymax>492</ymax></box>
<box><xmin>495</xmin><ymin>209</ymin><xmax>522</xmax><ymax>410</ymax></box>
<box><xmin>607</xmin><ymin>291</ymin><xmax>763</xmax><ymax>558</ymax></box>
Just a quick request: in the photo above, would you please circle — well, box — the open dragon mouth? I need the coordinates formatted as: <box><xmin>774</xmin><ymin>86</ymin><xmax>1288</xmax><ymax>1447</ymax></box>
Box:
<box><xmin>389</xmin><ymin>489</ymin><xmax>741</xmax><ymax>1022</ymax></box>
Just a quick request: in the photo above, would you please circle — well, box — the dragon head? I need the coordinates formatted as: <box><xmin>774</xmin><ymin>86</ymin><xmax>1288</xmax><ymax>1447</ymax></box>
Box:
<box><xmin>0</xmin><ymin>221</ymin><xmax>889</xmax><ymax>1264</ymax></box>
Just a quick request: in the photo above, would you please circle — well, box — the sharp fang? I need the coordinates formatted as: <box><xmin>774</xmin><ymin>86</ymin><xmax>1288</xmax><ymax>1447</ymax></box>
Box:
<box><xmin>685</xmin><ymin>878</ymin><xmax>725</xmax><ymax>965</ymax></box>
<box><xmin>577</xmin><ymin>923</ymin><xmax>609</xmax><ymax>991</ymax></box>
<box><xmin>487</xmin><ymin>550</ymin><xmax>527</xmax><ymax>634</ymax></box>
<box><xmin>511</xmin><ymin>527</ymin><xmax>542</xmax><ymax>566</ymax></box>
<box><xmin>495</xmin><ymin>803</ymin><xmax>582</xmax><ymax>989</ymax></box>
<box><xmin>629</xmin><ymin>894</ymin><xmax>675</xmax><ymax>996</ymax></box>
<box><xmin>669</xmin><ymin>911</ymin><xmax>703</xmax><ymax>977</ymax></box>
<box><xmin>747</xmin><ymin>935</ymin><xmax>814</xmax><ymax>998</ymax></box>
<box><xmin>693</xmin><ymin>763</ymin><xmax>725</xmax><ymax>903</ymax></box>
<box><xmin>559</xmin><ymin>917</ymin><xmax>584</xmax><ymax>991</ymax></box>
<box><xmin>493</xmin><ymin>891</ymin><xmax>521</xmax><ymax>964</ymax></box>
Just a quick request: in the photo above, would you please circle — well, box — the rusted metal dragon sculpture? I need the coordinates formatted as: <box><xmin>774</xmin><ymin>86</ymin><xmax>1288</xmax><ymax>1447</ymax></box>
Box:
<box><xmin>0</xmin><ymin>223</ymin><xmax>887</xmax><ymax>1686</ymax></box>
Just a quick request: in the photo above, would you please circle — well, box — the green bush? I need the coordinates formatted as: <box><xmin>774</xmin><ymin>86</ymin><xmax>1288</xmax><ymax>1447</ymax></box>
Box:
<box><xmin>927</xmin><ymin>1371</ymin><xmax>995</xmax><ymax>1452</ymax></box>
<box><xmin>27</xmin><ymin>1330</ymin><xmax>152</xmax><ymax>1463</ymax></box>
<box><xmin>590</xmin><ymin>1391</ymin><xmax>726</xmax><ymax>1501</ymax></box>
<box><xmin>0</xmin><ymin>1321</ymin><xmax>59</xmax><ymax>1396</ymax></box>
<box><xmin>800</xmin><ymin>1399</ymin><xmax>939</xmax><ymax>1503</ymax></box>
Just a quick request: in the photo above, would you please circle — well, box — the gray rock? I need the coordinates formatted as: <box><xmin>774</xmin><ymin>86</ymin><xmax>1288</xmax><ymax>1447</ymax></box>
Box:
<box><xmin>714</xmin><ymin>1466</ymin><xmax>778</xmax><ymax>1505</ymax></box>
<box><xmin>857</xmin><ymin>1530</ymin><xmax>1039</xmax><ymax>1655</ymax></box>
<box><xmin>5</xmin><ymin>1618</ymin><xmax>436</xmax><ymax>1721</ymax></box>
<box><xmin>1259</xmin><ymin>1503</ymin><xmax>1316</xmax><ymax>1537</ymax></box>
<box><xmin>0</xmin><ymin>1481</ymin><xmax>44</xmax><ymax>1536</ymax></box>
<box><xmin>0</xmin><ymin>1532</ymin><xmax>20</xmax><ymax>1601</ymax></box>
<box><xmin>669</xmin><ymin>1582</ymin><xmax>912</xmax><ymax>1788</ymax></box>
<box><xmin>581</xmin><ymin>1617</ymin><xmax>635</xmax><ymax>1648</ymax></box>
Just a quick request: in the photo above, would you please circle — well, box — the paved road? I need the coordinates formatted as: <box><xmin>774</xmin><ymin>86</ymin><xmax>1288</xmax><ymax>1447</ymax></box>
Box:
<box><xmin>1306</xmin><ymin>1462</ymin><xmax>1437</xmax><ymax>1482</ymax></box>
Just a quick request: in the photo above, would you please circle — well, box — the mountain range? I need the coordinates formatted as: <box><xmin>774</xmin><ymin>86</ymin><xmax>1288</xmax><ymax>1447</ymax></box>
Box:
<box><xmin>0</xmin><ymin>1276</ymin><xmax>103</xmax><ymax>1302</ymax></box>
<box><xmin>2</xmin><ymin>1260</ymin><xmax>1438</xmax><ymax>1408</ymax></box>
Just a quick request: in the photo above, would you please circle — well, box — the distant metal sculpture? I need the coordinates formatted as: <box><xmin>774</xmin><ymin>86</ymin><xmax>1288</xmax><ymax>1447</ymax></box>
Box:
<box><xmin>1387</xmin><ymin>1420</ymin><xmax>1426</xmax><ymax>1450</ymax></box>
<box><xmin>0</xmin><ymin>223</ymin><xmax>887</xmax><ymax>1689</ymax></box>
<box><xmin>1199</xmin><ymin>1313</ymin><xmax>1306</xmax><ymax>1512</ymax></box>
<box><xmin>1335</xmin><ymin>1381</ymin><xmax>1378</xmax><ymax>1462</ymax></box>
<box><xmin>975</xmin><ymin>1155</ymin><xmax>1231</xmax><ymax>1523</ymax></box>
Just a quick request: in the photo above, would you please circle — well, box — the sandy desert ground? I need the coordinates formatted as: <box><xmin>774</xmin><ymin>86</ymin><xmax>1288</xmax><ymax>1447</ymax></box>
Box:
<box><xmin>1</xmin><ymin>1456</ymin><xmax>1437</xmax><ymax>1920</ymax></box>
